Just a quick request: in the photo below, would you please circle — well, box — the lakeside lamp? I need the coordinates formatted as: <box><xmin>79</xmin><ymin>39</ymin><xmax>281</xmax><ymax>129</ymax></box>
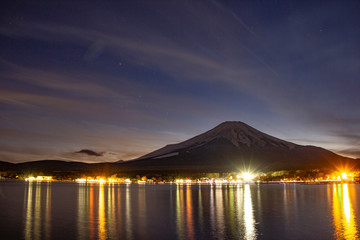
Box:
<box><xmin>342</xmin><ymin>172</ymin><xmax>348</xmax><ymax>180</ymax></box>
<box><xmin>242</xmin><ymin>172</ymin><xmax>254</xmax><ymax>182</ymax></box>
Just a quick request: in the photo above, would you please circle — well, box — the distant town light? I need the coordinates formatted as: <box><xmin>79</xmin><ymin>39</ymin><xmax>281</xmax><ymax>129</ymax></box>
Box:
<box><xmin>25</xmin><ymin>176</ymin><xmax>52</xmax><ymax>182</ymax></box>
<box><xmin>25</xmin><ymin>176</ymin><xmax>35</xmax><ymax>181</ymax></box>
<box><xmin>214</xmin><ymin>179</ymin><xmax>222</xmax><ymax>184</ymax></box>
<box><xmin>242</xmin><ymin>172</ymin><xmax>254</xmax><ymax>182</ymax></box>
<box><xmin>342</xmin><ymin>172</ymin><xmax>348</xmax><ymax>180</ymax></box>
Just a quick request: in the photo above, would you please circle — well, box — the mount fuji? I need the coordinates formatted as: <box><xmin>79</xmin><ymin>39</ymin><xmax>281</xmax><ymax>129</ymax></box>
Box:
<box><xmin>121</xmin><ymin>121</ymin><xmax>358</xmax><ymax>172</ymax></box>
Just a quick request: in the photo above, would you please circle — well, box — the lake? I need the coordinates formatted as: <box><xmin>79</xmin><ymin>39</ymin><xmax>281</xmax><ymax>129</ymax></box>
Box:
<box><xmin>0</xmin><ymin>181</ymin><xmax>359</xmax><ymax>240</ymax></box>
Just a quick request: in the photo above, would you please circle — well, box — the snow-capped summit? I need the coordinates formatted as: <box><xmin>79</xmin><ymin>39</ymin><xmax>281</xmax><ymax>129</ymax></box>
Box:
<box><xmin>190</xmin><ymin>121</ymin><xmax>295</xmax><ymax>148</ymax></box>
<box><xmin>126</xmin><ymin>121</ymin><xmax>356</xmax><ymax>171</ymax></box>
<box><xmin>137</xmin><ymin>121</ymin><xmax>295</xmax><ymax>160</ymax></box>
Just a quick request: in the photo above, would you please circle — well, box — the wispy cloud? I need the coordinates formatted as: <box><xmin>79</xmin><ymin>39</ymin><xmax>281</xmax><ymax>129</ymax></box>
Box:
<box><xmin>1</xmin><ymin>59</ymin><xmax>118</xmax><ymax>97</ymax></box>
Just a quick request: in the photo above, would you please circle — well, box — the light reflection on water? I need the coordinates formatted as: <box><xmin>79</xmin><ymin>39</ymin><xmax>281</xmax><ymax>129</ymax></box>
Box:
<box><xmin>98</xmin><ymin>182</ymin><xmax>106</xmax><ymax>240</ymax></box>
<box><xmin>109</xmin><ymin>183</ymin><xmax>117</xmax><ymax>239</ymax></box>
<box><xmin>16</xmin><ymin>182</ymin><xmax>360</xmax><ymax>239</ymax></box>
<box><xmin>45</xmin><ymin>182</ymin><xmax>51</xmax><ymax>239</ymax></box>
<box><xmin>174</xmin><ymin>183</ymin><xmax>256</xmax><ymax>239</ymax></box>
<box><xmin>24</xmin><ymin>182</ymin><xmax>51</xmax><ymax>240</ymax></box>
<box><xmin>77</xmin><ymin>182</ymin><xmax>86</xmax><ymax>240</ymax></box>
<box><xmin>244</xmin><ymin>184</ymin><xmax>256</xmax><ymax>240</ymax></box>
<box><xmin>24</xmin><ymin>181</ymin><xmax>33</xmax><ymax>240</ymax></box>
<box><xmin>332</xmin><ymin>184</ymin><xmax>359</xmax><ymax>240</ymax></box>
<box><xmin>125</xmin><ymin>184</ymin><xmax>133</xmax><ymax>239</ymax></box>
<box><xmin>215</xmin><ymin>184</ymin><xmax>225</xmax><ymax>239</ymax></box>
<box><xmin>186</xmin><ymin>185</ymin><xmax>195</xmax><ymax>240</ymax></box>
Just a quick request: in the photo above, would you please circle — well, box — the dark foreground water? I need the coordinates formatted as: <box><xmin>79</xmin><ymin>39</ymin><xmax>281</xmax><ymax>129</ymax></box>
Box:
<box><xmin>1</xmin><ymin>181</ymin><xmax>360</xmax><ymax>240</ymax></box>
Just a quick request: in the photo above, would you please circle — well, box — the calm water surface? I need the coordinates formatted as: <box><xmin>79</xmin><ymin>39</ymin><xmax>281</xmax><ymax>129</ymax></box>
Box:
<box><xmin>1</xmin><ymin>181</ymin><xmax>360</xmax><ymax>240</ymax></box>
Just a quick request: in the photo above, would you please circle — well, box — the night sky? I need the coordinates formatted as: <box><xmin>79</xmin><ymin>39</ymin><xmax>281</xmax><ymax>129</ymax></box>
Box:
<box><xmin>1</xmin><ymin>0</ymin><xmax>359</xmax><ymax>163</ymax></box>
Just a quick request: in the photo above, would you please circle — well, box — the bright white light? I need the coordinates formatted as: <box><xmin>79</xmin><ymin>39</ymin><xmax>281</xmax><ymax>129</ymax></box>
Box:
<box><xmin>214</xmin><ymin>179</ymin><xmax>223</xmax><ymax>184</ymax></box>
<box><xmin>342</xmin><ymin>172</ymin><xmax>348</xmax><ymax>180</ymax></box>
<box><xmin>26</xmin><ymin>176</ymin><xmax>35</xmax><ymax>181</ymax></box>
<box><xmin>76</xmin><ymin>178</ymin><xmax>86</xmax><ymax>183</ymax></box>
<box><xmin>242</xmin><ymin>172</ymin><xmax>254</xmax><ymax>182</ymax></box>
<box><xmin>343</xmin><ymin>184</ymin><xmax>351</xmax><ymax>222</ymax></box>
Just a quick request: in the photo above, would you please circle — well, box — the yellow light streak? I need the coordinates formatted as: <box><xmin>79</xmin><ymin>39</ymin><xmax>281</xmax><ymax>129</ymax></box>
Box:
<box><xmin>98</xmin><ymin>182</ymin><xmax>107</xmax><ymax>240</ymax></box>
<box><xmin>332</xmin><ymin>184</ymin><xmax>358</xmax><ymax>239</ymax></box>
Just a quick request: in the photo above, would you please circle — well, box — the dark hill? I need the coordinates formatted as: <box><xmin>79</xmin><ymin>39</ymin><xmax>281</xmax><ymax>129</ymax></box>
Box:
<box><xmin>0</xmin><ymin>160</ymin><xmax>125</xmax><ymax>177</ymax></box>
<box><xmin>0</xmin><ymin>161</ymin><xmax>15</xmax><ymax>171</ymax></box>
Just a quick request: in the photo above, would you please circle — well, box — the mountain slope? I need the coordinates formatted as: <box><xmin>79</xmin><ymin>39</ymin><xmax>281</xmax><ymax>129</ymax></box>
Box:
<box><xmin>137</xmin><ymin>121</ymin><xmax>295</xmax><ymax>160</ymax></box>
<box><xmin>123</xmin><ymin>121</ymin><xmax>358</xmax><ymax>172</ymax></box>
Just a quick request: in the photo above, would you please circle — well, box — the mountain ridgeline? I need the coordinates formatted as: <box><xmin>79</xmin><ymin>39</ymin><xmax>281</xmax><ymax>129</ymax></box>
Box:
<box><xmin>1</xmin><ymin>121</ymin><xmax>358</xmax><ymax>174</ymax></box>
<box><xmin>121</xmin><ymin>121</ymin><xmax>358</xmax><ymax>172</ymax></box>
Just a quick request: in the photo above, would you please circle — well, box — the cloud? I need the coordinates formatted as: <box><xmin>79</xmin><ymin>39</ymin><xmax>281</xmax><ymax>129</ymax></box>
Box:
<box><xmin>337</xmin><ymin>148</ymin><xmax>360</xmax><ymax>159</ymax></box>
<box><xmin>0</xmin><ymin>10</ymin><xmax>275</xmax><ymax>93</ymax></box>
<box><xmin>75</xmin><ymin>149</ymin><xmax>103</xmax><ymax>157</ymax></box>
<box><xmin>0</xmin><ymin>59</ymin><xmax>124</xmax><ymax>98</ymax></box>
